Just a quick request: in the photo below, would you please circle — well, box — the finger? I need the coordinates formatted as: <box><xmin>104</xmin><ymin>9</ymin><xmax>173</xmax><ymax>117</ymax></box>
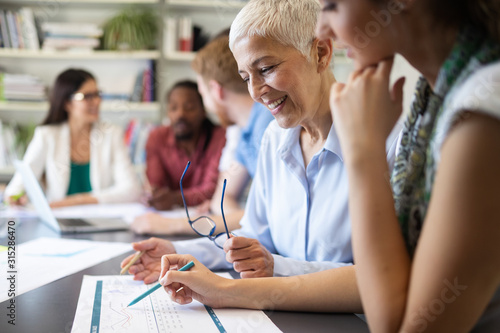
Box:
<box><xmin>160</xmin><ymin>254</ymin><xmax>174</xmax><ymax>281</ymax></box>
<box><xmin>159</xmin><ymin>254</ymin><xmax>196</xmax><ymax>283</ymax></box>
<box><xmin>128</xmin><ymin>263</ymin><xmax>145</xmax><ymax>275</ymax></box>
<box><xmin>143</xmin><ymin>272</ymin><xmax>160</xmax><ymax>285</ymax></box>
<box><xmin>376</xmin><ymin>56</ymin><xmax>395</xmax><ymax>83</ymax></box>
<box><xmin>391</xmin><ymin>76</ymin><xmax>406</xmax><ymax>104</ymax></box>
<box><xmin>120</xmin><ymin>253</ymin><xmax>138</xmax><ymax>268</ymax></box>
<box><xmin>240</xmin><ymin>270</ymin><xmax>259</xmax><ymax>279</ymax></box>
<box><xmin>132</xmin><ymin>237</ymin><xmax>159</xmax><ymax>252</ymax></box>
<box><xmin>223</xmin><ymin>236</ymin><xmax>253</xmax><ymax>252</ymax></box>
<box><xmin>232</xmin><ymin>257</ymin><xmax>268</xmax><ymax>273</ymax></box>
<box><xmin>330</xmin><ymin>82</ymin><xmax>345</xmax><ymax>96</ymax></box>
<box><xmin>347</xmin><ymin>68</ymin><xmax>364</xmax><ymax>84</ymax></box>
<box><xmin>132</xmin><ymin>270</ymin><xmax>150</xmax><ymax>281</ymax></box>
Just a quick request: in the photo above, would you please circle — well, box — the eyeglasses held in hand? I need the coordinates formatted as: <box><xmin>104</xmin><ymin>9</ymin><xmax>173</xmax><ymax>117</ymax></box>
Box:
<box><xmin>71</xmin><ymin>90</ymin><xmax>102</xmax><ymax>102</ymax></box>
<box><xmin>180</xmin><ymin>161</ymin><xmax>230</xmax><ymax>249</ymax></box>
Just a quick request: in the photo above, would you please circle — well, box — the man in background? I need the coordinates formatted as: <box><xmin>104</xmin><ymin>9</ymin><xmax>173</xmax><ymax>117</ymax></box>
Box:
<box><xmin>145</xmin><ymin>80</ymin><xmax>226</xmax><ymax>211</ymax></box>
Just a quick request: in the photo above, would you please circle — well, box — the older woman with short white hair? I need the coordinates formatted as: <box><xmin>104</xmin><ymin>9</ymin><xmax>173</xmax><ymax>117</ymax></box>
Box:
<box><xmin>122</xmin><ymin>0</ymin><xmax>400</xmax><ymax>282</ymax></box>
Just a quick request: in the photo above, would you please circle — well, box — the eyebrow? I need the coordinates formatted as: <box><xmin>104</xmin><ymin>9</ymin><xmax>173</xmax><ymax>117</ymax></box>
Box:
<box><xmin>238</xmin><ymin>56</ymin><xmax>275</xmax><ymax>74</ymax></box>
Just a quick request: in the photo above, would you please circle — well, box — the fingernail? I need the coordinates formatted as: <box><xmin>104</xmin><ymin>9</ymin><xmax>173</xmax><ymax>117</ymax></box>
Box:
<box><xmin>176</xmin><ymin>298</ymin><xmax>182</xmax><ymax>303</ymax></box>
<box><xmin>160</xmin><ymin>277</ymin><xmax>167</xmax><ymax>285</ymax></box>
<box><xmin>166</xmin><ymin>289</ymin><xmax>172</xmax><ymax>296</ymax></box>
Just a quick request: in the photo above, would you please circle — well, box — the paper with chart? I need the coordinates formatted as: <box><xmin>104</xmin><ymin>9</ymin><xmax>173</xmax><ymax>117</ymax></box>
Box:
<box><xmin>72</xmin><ymin>275</ymin><xmax>282</xmax><ymax>333</ymax></box>
<box><xmin>0</xmin><ymin>237</ymin><xmax>131</xmax><ymax>302</ymax></box>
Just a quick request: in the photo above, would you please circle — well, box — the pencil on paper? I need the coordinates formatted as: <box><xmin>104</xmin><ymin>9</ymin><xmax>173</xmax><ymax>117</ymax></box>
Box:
<box><xmin>120</xmin><ymin>251</ymin><xmax>144</xmax><ymax>275</ymax></box>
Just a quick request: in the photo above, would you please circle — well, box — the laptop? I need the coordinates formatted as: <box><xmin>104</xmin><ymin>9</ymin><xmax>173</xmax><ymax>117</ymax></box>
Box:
<box><xmin>13</xmin><ymin>160</ymin><xmax>129</xmax><ymax>233</ymax></box>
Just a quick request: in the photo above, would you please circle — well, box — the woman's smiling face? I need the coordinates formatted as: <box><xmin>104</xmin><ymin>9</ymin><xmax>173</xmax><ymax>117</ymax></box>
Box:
<box><xmin>232</xmin><ymin>35</ymin><xmax>326</xmax><ymax>129</ymax></box>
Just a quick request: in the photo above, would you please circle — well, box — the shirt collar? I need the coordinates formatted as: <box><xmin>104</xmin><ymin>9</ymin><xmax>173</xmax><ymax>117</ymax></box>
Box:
<box><xmin>323</xmin><ymin>122</ymin><xmax>344</xmax><ymax>162</ymax></box>
<box><xmin>277</xmin><ymin>123</ymin><xmax>344</xmax><ymax>161</ymax></box>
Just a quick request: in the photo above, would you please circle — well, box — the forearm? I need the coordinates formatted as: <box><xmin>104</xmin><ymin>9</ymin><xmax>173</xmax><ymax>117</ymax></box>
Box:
<box><xmin>272</xmin><ymin>255</ymin><xmax>352</xmax><ymax>277</ymax></box>
<box><xmin>346</xmin><ymin>149</ymin><xmax>410</xmax><ymax>331</ymax></box>
<box><xmin>50</xmin><ymin>193</ymin><xmax>98</xmax><ymax>208</ymax></box>
<box><xmin>210</xmin><ymin>210</ymin><xmax>244</xmax><ymax>233</ymax></box>
<box><xmin>210</xmin><ymin>196</ymin><xmax>241</xmax><ymax>215</ymax></box>
<box><xmin>224</xmin><ymin>266</ymin><xmax>362</xmax><ymax>313</ymax></box>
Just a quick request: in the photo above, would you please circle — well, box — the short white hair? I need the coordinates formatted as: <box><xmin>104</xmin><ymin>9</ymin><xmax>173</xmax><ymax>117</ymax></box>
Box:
<box><xmin>229</xmin><ymin>0</ymin><xmax>321</xmax><ymax>58</ymax></box>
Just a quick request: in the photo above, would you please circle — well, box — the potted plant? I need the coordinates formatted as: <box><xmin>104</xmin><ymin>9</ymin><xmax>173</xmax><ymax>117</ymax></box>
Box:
<box><xmin>102</xmin><ymin>7</ymin><xmax>158</xmax><ymax>51</ymax></box>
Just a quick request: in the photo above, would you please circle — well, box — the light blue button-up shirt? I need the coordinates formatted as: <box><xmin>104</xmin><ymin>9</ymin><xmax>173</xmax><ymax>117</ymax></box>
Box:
<box><xmin>174</xmin><ymin>119</ymin><xmax>401</xmax><ymax>276</ymax></box>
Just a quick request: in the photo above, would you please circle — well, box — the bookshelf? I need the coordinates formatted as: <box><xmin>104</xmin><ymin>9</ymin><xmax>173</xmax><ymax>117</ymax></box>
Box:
<box><xmin>0</xmin><ymin>0</ymin><xmax>355</xmax><ymax>183</ymax></box>
<box><xmin>0</xmin><ymin>48</ymin><xmax>160</xmax><ymax>59</ymax></box>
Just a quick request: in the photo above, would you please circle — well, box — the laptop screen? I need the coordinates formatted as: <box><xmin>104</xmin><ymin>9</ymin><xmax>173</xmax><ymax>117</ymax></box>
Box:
<box><xmin>13</xmin><ymin>160</ymin><xmax>61</xmax><ymax>232</ymax></box>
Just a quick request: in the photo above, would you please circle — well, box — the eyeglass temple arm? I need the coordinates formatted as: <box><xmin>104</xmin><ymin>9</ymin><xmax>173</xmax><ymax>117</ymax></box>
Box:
<box><xmin>180</xmin><ymin>161</ymin><xmax>191</xmax><ymax>221</ymax></box>
<box><xmin>221</xmin><ymin>179</ymin><xmax>230</xmax><ymax>238</ymax></box>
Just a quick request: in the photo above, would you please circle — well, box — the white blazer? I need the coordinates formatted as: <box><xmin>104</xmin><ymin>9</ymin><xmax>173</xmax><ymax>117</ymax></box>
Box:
<box><xmin>5</xmin><ymin>121</ymin><xmax>141</xmax><ymax>204</ymax></box>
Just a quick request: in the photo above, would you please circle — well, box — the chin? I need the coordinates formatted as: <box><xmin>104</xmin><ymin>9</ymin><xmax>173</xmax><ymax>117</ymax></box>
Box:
<box><xmin>275</xmin><ymin>115</ymin><xmax>299</xmax><ymax>130</ymax></box>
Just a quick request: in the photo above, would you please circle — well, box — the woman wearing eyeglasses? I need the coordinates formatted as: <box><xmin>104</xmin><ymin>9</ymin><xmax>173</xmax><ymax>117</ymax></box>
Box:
<box><xmin>5</xmin><ymin>68</ymin><xmax>140</xmax><ymax>207</ymax></box>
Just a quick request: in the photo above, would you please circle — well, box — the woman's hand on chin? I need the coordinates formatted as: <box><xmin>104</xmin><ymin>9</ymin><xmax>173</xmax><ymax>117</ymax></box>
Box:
<box><xmin>330</xmin><ymin>57</ymin><xmax>405</xmax><ymax>163</ymax></box>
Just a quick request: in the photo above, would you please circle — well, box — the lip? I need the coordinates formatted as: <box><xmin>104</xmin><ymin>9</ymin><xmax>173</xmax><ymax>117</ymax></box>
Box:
<box><xmin>346</xmin><ymin>48</ymin><xmax>354</xmax><ymax>59</ymax></box>
<box><xmin>266</xmin><ymin>96</ymin><xmax>287</xmax><ymax>116</ymax></box>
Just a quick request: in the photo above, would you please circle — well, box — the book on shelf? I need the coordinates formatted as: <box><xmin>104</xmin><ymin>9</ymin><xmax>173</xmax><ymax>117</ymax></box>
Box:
<box><xmin>0</xmin><ymin>72</ymin><xmax>47</xmax><ymax>102</ymax></box>
<box><xmin>165</xmin><ymin>16</ymin><xmax>210</xmax><ymax>54</ymax></box>
<box><xmin>5</xmin><ymin>10</ymin><xmax>19</xmax><ymax>49</ymax></box>
<box><xmin>41</xmin><ymin>22</ymin><xmax>103</xmax><ymax>38</ymax></box>
<box><xmin>124</xmin><ymin>119</ymin><xmax>157</xmax><ymax>165</ymax></box>
<box><xmin>41</xmin><ymin>22</ymin><xmax>102</xmax><ymax>52</ymax></box>
<box><xmin>0</xmin><ymin>11</ymin><xmax>10</xmax><ymax>48</ymax></box>
<box><xmin>19</xmin><ymin>7</ymin><xmax>40</xmax><ymax>50</ymax></box>
<box><xmin>0</xmin><ymin>7</ymin><xmax>41</xmax><ymax>50</ymax></box>
<box><xmin>131</xmin><ymin>60</ymin><xmax>156</xmax><ymax>103</ymax></box>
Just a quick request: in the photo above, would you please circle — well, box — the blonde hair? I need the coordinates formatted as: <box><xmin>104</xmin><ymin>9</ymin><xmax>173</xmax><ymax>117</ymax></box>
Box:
<box><xmin>229</xmin><ymin>0</ymin><xmax>321</xmax><ymax>58</ymax></box>
<box><xmin>191</xmin><ymin>35</ymin><xmax>247</xmax><ymax>94</ymax></box>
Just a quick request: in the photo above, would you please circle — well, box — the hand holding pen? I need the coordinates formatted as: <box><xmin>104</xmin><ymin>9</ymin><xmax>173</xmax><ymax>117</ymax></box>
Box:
<box><xmin>127</xmin><ymin>260</ymin><xmax>195</xmax><ymax>307</ymax></box>
<box><xmin>158</xmin><ymin>254</ymin><xmax>230</xmax><ymax>309</ymax></box>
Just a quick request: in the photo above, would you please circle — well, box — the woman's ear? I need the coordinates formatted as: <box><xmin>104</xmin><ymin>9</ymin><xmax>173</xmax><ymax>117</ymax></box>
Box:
<box><xmin>315</xmin><ymin>38</ymin><xmax>333</xmax><ymax>73</ymax></box>
<box><xmin>64</xmin><ymin>101</ymin><xmax>71</xmax><ymax>114</ymax></box>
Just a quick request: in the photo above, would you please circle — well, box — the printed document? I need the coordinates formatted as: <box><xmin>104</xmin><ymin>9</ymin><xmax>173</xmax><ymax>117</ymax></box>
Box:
<box><xmin>72</xmin><ymin>274</ymin><xmax>282</xmax><ymax>333</ymax></box>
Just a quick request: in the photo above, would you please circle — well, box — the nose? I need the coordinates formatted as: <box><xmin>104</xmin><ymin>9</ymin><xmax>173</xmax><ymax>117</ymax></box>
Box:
<box><xmin>247</xmin><ymin>77</ymin><xmax>267</xmax><ymax>102</ymax></box>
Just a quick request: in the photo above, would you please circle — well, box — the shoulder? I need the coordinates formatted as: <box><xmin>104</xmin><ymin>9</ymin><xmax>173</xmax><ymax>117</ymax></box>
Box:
<box><xmin>32</xmin><ymin>123</ymin><xmax>67</xmax><ymax>142</ymax></box>
<box><xmin>449</xmin><ymin>61</ymin><xmax>500</xmax><ymax>116</ymax></box>
<box><xmin>35</xmin><ymin>123</ymin><xmax>65</xmax><ymax>134</ymax></box>
<box><xmin>211</xmin><ymin>123</ymin><xmax>226</xmax><ymax>139</ymax></box>
<box><xmin>433</xmin><ymin>61</ymin><xmax>500</xmax><ymax>163</ymax></box>
<box><xmin>95</xmin><ymin>122</ymin><xmax>123</xmax><ymax>135</ymax></box>
<box><xmin>148</xmin><ymin>125</ymin><xmax>169</xmax><ymax>139</ymax></box>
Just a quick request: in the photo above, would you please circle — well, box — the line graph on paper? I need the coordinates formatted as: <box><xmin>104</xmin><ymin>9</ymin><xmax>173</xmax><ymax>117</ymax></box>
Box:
<box><xmin>77</xmin><ymin>276</ymin><xmax>226</xmax><ymax>333</ymax></box>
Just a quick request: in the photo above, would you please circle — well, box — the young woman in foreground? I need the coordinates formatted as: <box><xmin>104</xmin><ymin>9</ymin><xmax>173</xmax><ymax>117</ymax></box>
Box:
<box><xmin>158</xmin><ymin>0</ymin><xmax>500</xmax><ymax>331</ymax></box>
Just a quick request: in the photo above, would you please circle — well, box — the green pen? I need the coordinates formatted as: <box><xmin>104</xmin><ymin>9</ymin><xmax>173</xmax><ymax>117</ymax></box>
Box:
<box><xmin>126</xmin><ymin>260</ymin><xmax>194</xmax><ymax>307</ymax></box>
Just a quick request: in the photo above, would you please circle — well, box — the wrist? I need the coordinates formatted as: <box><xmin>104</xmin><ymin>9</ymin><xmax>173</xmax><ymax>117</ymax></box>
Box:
<box><xmin>344</xmin><ymin>142</ymin><xmax>387</xmax><ymax>172</ymax></box>
<box><xmin>223</xmin><ymin>279</ymin><xmax>246</xmax><ymax>308</ymax></box>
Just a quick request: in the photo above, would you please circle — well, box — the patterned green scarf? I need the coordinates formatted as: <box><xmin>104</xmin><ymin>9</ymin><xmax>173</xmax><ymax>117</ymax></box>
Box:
<box><xmin>391</xmin><ymin>27</ymin><xmax>500</xmax><ymax>256</ymax></box>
